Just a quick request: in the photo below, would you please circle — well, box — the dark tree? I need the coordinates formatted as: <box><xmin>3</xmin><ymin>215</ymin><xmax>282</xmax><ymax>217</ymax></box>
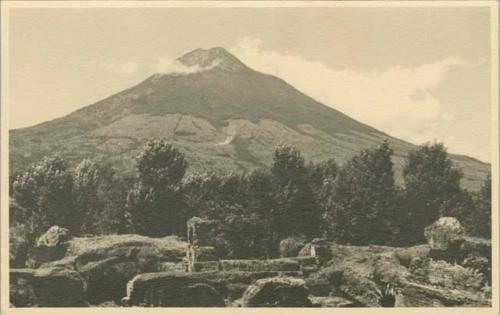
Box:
<box><xmin>472</xmin><ymin>173</ymin><xmax>491</xmax><ymax>238</ymax></box>
<box><xmin>127</xmin><ymin>139</ymin><xmax>188</xmax><ymax>237</ymax></box>
<box><xmin>74</xmin><ymin>160</ymin><xmax>130</xmax><ymax>235</ymax></box>
<box><xmin>246</xmin><ymin>170</ymin><xmax>276</xmax><ymax>257</ymax></box>
<box><xmin>12</xmin><ymin>156</ymin><xmax>76</xmax><ymax>235</ymax></box>
<box><xmin>332</xmin><ymin>141</ymin><xmax>398</xmax><ymax>245</ymax></box>
<box><xmin>206</xmin><ymin>201</ymin><xmax>268</xmax><ymax>259</ymax></box>
<box><xmin>74</xmin><ymin>159</ymin><xmax>102</xmax><ymax>234</ymax></box>
<box><xmin>401</xmin><ymin>142</ymin><xmax>464</xmax><ymax>244</ymax></box>
<box><xmin>271</xmin><ymin>145</ymin><xmax>321</xmax><ymax>240</ymax></box>
<box><xmin>307</xmin><ymin>159</ymin><xmax>338</xmax><ymax>238</ymax></box>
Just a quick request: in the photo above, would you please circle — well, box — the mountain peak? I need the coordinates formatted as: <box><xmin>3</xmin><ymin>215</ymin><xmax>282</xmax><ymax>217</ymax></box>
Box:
<box><xmin>177</xmin><ymin>47</ymin><xmax>248</xmax><ymax>72</ymax></box>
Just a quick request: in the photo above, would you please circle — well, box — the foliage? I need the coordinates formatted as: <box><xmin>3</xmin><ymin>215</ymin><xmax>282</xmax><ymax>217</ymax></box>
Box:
<box><xmin>126</xmin><ymin>139</ymin><xmax>188</xmax><ymax>237</ymax></box>
<box><xmin>245</xmin><ymin>170</ymin><xmax>276</xmax><ymax>256</ymax></box>
<box><xmin>10</xmin><ymin>139</ymin><xmax>491</xmax><ymax>257</ymax></box>
<box><xmin>421</xmin><ymin>259</ymin><xmax>486</xmax><ymax>291</ymax></box>
<box><xmin>73</xmin><ymin>159</ymin><xmax>102</xmax><ymax>233</ymax></box>
<box><xmin>307</xmin><ymin>159</ymin><xmax>338</xmax><ymax>237</ymax></box>
<box><xmin>205</xmin><ymin>201</ymin><xmax>269</xmax><ymax>259</ymax></box>
<box><xmin>12</xmin><ymin>156</ymin><xmax>77</xmax><ymax>235</ymax></box>
<box><xmin>401</xmin><ymin>142</ymin><xmax>465</xmax><ymax>245</ymax></box>
<box><xmin>271</xmin><ymin>145</ymin><xmax>321</xmax><ymax>240</ymax></box>
<box><xmin>72</xmin><ymin>160</ymin><xmax>131</xmax><ymax>235</ymax></box>
<box><xmin>471</xmin><ymin>173</ymin><xmax>491</xmax><ymax>238</ymax></box>
<box><xmin>331</xmin><ymin>141</ymin><xmax>398</xmax><ymax>245</ymax></box>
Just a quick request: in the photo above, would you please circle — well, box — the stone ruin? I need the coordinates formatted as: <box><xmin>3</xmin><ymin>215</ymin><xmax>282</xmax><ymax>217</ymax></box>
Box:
<box><xmin>185</xmin><ymin>216</ymin><xmax>332</xmax><ymax>274</ymax></box>
<box><xmin>10</xmin><ymin>216</ymin><xmax>493</xmax><ymax>307</ymax></box>
<box><xmin>186</xmin><ymin>217</ymin><xmax>219</xmax><ymax>273</ymax></box>
<box><xmin>120</xmin><ymin>216</ymin><xmax>326</xmax><ymax>306</ymax></box>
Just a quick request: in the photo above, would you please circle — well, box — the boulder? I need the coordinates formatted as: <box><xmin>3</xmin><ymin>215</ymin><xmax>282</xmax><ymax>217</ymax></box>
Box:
<box><xmin>279</xmin><ymin>237</ymin><xmax>307</xmax><ymax>258</ymax></box>
<box><xmin>424</xmin><ymin>217</ymin><xmax>464</xmax><ymax>250</ymax></box>
<box><xmin>123</xmin><ymin>272</ymin><xmax>225</xmax><ymax>307</ymax></box>
<box><xmin>36</xmin><ymin>226</ymin><xmax>71</xmax><ymax>247</ymax></box>
<box><xmin>241</xmin><ymin>277</ymin><xmax>312</xmax><ymax>307</ymax></box>
<box><xmin>32</xmin><ymin>267</ymin><xmax>87</xmax><ymax>306</ymax></box>
<box><xmin>10</xmin><ymin>269</ymin><xmax>37</xmax><ymax>307</ymax></box>
<box><xmin>10</xmin><ymin>267</ymin><xmax>87</xmax><ymax>307</ymax></box>
<box><xmin>27</xmin><ymin>226</ymin><xmax>71</xmax><ymax>268</ymax></box>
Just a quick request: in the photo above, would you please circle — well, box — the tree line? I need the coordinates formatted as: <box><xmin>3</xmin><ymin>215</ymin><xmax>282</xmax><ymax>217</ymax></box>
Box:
<box><xmin>11</xmin><ymin>139</ymin><xmax>491</xmax><ymax>258</ymax></box>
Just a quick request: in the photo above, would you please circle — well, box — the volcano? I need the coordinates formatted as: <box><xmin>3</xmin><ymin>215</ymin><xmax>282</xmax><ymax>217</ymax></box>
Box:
<box><xmin>9</xmin><ymin>47</ymin><xmax>489</xmax><ymax>190</ymax></box>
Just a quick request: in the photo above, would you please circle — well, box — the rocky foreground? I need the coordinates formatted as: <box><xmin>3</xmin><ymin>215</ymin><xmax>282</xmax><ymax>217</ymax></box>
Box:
<box><xmin>10</xmin><ymin>217</ymin><xmax>491</xmax><ymax>307</ymax></box>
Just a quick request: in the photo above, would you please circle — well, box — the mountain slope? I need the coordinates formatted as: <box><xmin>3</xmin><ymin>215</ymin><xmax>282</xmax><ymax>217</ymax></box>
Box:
<box><xmin>9</xmin><ymin>47</ymin><xmax>489</xmax><ymax>191</ymax></box>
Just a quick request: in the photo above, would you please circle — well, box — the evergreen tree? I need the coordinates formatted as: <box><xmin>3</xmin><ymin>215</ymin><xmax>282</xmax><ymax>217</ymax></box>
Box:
<box><xmin>307</xmin><ymin>159</ymin><xmax>338</xmax><ymax>237</ymax></box>
<box><xmin>74</xmin><ymin>159</ymin><xmax>102</xmax><ymax>233</ymax></box>
<box><xmin>12</xmin><ymin>156</ymin><xmax>76</xmax><ymax>235</ymax></box>
<box><xmin>271</xmin><ymin>145</ymin><xmax>320</xmax><ymax>239</ymax></box>
<box><xmin>126</xmin><ymin>139</ymin><xmax>188</xmax><ymax>237</ymax></box>
<box><xmin>401</xmin><ymin>142</ymin><xmax>463</xmax><ymax>244</ymax></box>
<box><xmin>332</xmin><ymin>141</ymin><xmax>397</xmax><ymax>245</ymax></box>
<box><xmin>246</xmin><ymin>170</ymin><xmax>276</xmax><ymax>257</ymax></box>
<box><xmin>473</xmin><ymin>173</ymin><xmax>491</xmax><ymax>238</ymax></box>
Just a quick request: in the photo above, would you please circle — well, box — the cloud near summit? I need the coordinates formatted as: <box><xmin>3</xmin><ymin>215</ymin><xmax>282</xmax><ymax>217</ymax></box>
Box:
<box><xmin>229</xmin><ymin>37</ymin><xmax>477</xmax><ymax>148</ymax></box>
<box><xmin>156</xmin><ymin>57</ymin><xmax>219</xmax><ymax>75</ymax></box>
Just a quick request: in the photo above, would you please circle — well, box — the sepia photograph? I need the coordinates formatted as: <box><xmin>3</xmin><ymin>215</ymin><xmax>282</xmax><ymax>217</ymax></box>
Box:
<box><xmin>1</xmin><ymin>1</ymin><xmax>498</xmax><ymax>313</ymax></box>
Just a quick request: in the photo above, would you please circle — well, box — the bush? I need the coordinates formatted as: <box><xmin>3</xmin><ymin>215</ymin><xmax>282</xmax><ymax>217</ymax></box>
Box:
<box><xmin>427</xmin><ymin>260</ymin><xmax>486</xmax><ymax>291</ymax></box>
<box><xmin>409</xmin><ymin>257</ymin><xmax>486</xmax><ymax>291</ymax></box>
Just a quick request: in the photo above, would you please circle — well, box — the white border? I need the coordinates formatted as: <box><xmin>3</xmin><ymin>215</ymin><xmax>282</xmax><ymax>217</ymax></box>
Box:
<box><xmin>1</xmin><ymin>1</ymin><xmax>498</xmax><ymax>315</ymax></box>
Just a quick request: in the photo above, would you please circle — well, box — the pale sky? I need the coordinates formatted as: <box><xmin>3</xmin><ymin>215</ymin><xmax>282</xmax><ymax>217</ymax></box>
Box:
<box><xmin>8</xmin><ymin>6</ymin><xmax>492</xmax><ymax>162</ymax></box>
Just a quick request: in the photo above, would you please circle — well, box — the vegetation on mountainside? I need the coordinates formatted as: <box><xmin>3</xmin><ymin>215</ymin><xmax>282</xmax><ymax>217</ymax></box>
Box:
<box><xmin>10</xmin><ymin>139</ymin><xmax>491</xmax><ymax>264</ymax></box>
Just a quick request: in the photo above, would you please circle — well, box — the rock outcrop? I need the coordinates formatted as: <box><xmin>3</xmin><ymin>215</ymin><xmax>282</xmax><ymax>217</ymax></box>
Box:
<box><xmin>305</xmin><ymin>242</ymin><xmax>491</xmax><ymax>307</ymax></box>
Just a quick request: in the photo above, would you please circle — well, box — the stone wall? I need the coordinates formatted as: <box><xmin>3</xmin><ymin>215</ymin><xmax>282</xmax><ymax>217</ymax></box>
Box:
<box><xmin>186</xmin><ymin>217</ymin><xmax>218</xmax><ymax>273</ymax></box>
